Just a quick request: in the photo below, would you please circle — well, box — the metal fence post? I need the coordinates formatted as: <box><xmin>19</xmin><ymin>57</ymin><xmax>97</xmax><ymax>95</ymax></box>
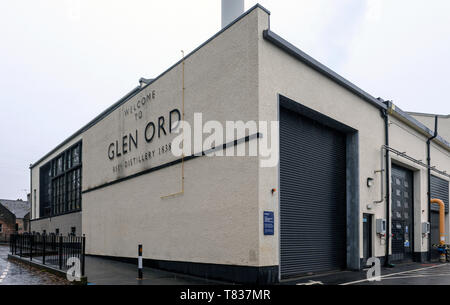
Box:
<box><xmin>59</xmin><ymin>235</ymin><xmax>63</xmax><ymax>270</ymax></box>
<box><xmin>42</xmin><ymin>235</ymin><xmax>46</xmax><ymax>265</ymax></box>
<box><xmin>81</xmin><ymin>234</ymin><xmax>86</xmax><ymax>277</ymax></box>
<box><xmin>19</xmin><ymin>235</ymin><xmax>22</xmax><ymax>257</ymax></box>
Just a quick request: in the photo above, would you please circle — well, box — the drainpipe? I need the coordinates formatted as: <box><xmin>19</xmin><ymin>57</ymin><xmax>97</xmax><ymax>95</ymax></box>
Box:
<box><xmin>427</xmin><ymin>116</ymin><xmax>438</xmax><ymax>261</ymax></box>
<box><xmin>381</xmin><ymin>101</ymin><xmax>392</xmax><ymax>267</ymax></box>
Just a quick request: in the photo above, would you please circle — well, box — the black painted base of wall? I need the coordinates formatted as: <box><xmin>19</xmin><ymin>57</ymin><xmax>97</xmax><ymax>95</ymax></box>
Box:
<box><xmin>413</xmin><ymin>252</ymin><xmax>428</xmax><ymax>263</ymax></box>
<box><xmin>88</xmin><ymin>254</ymin><xmax>279</xmax><ymax>284</ymax></box>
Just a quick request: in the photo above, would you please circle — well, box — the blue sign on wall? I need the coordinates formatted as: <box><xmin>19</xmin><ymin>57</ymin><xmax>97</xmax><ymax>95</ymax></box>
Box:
<box><xmin>264</xmin><ymin>211</ymin><xmax>274</xmax><ymax>235</ymax></box>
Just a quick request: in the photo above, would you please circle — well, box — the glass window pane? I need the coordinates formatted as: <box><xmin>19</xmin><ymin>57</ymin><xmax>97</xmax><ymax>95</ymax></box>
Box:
<box><xmin>73</xmin><ymin>146</ymin><xmax>80</xmax><ymax>165</ymax></box>
<box><xmin>57</xmin><ymin>157</ymin><xmax>63</xmax><ymax>175</ymax></box>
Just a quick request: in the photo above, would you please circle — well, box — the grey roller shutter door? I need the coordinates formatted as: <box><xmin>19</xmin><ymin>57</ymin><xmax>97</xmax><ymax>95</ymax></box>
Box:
<box><xmin>430</xmin><ymin>175</ymin><xmax>449</xmax><ymax>213</ymax></box>
<box><xmin>279</xmin><ymin>107</ymin><xmax>347</xmax><ymax>279</ymax></box>
<box><xmin>430</xmin><ymin>175</ymin><xmax>449</xmax><ymax>261</ymax></box>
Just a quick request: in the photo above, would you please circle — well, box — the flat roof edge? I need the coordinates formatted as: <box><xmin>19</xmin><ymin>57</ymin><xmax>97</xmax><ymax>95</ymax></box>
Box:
<box><xmin>389</xmin><ymin>103</ymin><xmax>450</xmax><ymax>150</ymax></box>
<box><xmin>263</xmin><ymin>29</ymin><xmax>387</xmax><ymax>111</ymax></box>
<box><xmin>406</xmin><ymin>111</ymin><xmax>449</xmax><ymax>118</ymax></box>
<box><xmin>30</xmin><ymin>86</ymin><xmax>141</xmax><ymax>169</ymax></box>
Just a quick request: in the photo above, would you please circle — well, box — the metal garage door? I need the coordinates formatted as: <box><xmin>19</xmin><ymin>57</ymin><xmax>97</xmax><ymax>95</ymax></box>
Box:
<box><xmin>430</xmin><ymin>175</ymin><xmax>449</xmax><ymax>261</ymax></box>
<box><xmin>431</xmin><ymin>175</ymin><xmax>449</xmax><ymax>213</ymax></box>
<box><xmin>391</xmin><ymin>165</ymin><xmax>414</xmax><ymax>262</ymax></box>
<box><xmin>279</xmin><ymin>107</ymin><xmax>347</xmax><ymax>279</ymax></box>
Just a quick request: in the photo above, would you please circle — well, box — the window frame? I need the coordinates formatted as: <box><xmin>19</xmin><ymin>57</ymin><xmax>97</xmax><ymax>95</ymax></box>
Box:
<box><xmin>39</xmin><ymin>141</ymin><xmax>82</xmax><ymax>218</ymax></box>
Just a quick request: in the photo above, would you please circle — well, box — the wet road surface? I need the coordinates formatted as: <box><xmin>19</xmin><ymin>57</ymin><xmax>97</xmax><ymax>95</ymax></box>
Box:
<box><xmin>353</xmin><ymin>263</ymin><xmax>450</xmax><ymax>285</ymax></box>
<box><xmin>0</xmin><ymin>244</ymin><xmax>69</xmax><ymax>285</ymax></box>
<box><xmin>290</xmin><ymin>262</ymin><xmax>450</xmax><ymax>285</ymax></box>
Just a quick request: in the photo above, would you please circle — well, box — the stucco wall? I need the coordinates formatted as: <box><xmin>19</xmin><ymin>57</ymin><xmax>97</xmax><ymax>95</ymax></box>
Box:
<box><xmin>30</xmin><ymin>211</ymin><xmax>81</xmax><ymax>235</ymax></box>
<box><xmin>82</xmin><ymin>8</ymin><xmax>262</xmax><ymax>266</ymax></box>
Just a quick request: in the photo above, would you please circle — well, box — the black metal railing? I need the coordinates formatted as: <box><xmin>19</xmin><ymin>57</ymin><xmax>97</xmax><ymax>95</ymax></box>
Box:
<box><xmin>9</xmin><ymin>233</ymin><xmax>85</xmax><ymax>276</ymax></box>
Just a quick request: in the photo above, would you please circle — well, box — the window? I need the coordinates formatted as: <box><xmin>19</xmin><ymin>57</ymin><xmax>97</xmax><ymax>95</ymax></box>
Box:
<box><xmin>71</xmin><ymin>227</ymin><xmax>76</xmax><ymax>236</ymax></box>
<box><xmin>15</xmin><ymin>223</ymin><xmax>19</xmax><ymax>232</ymax></box>
<box><xmin>39</xmin><ymin>163</ymin><xmax>52</xmax><ymax>217</ymax></box>
<box><xmin>0</xmin><ymin>223</ymin><xmax>3</xmax><ymax>233</ymax></box>
<box><xmin>56</xmin><ymin>156</ymin><xmax>63</xmax><ymax>175</ymax></box>
<box><xmin>39</xmin><ymin>141</ymin><xmax>82</xmax><ymax>218</ymax></box>
<box><xmin>55</xmin><ymin>228</ymin><xmax>59</xmax><ymax>235</ymax></box>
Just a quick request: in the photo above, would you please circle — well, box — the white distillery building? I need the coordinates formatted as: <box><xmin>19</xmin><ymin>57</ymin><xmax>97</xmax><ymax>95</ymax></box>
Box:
<box><xmin>30</xmin><ymin>4</ymin><xmax>450</xmax><ymax>283</ymax></box>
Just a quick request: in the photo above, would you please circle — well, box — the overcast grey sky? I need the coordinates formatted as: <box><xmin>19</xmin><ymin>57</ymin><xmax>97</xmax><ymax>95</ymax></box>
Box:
<box><xmin>0</xmin><ymin>0</ymin><xmax>449</xmax><ymax>200</ymax></box>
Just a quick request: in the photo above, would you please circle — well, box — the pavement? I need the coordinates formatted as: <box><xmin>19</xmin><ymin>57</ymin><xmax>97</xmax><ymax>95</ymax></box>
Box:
<box><xmin>85</xmin><ymin>255</ymin><xmax>229</xmax><ymax>285</ymax></box>
<box><xmin>0</xmin><ymin>245</ymin><xmax>69</xmax><ymax>285</ymax></box>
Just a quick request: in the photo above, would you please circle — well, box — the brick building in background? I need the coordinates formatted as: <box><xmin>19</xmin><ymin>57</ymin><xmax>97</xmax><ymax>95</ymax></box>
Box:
<box><xmin>0</xmin><ymin>199</ymin><xmax>30</xmax><ymax>242</ymax></box>
<box><xmin>0</xmin><ymin>203</ymin><xmax>15</xmax><ymax>243</ymax></box>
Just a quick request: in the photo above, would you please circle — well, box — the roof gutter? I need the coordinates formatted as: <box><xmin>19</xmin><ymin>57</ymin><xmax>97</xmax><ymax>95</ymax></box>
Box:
<box><xmin>29</xmin><ymin>86</ymin><xmax>141</xmax><ymax>169</ymax></box>
<box><xmin>387</xmin><ymin>103</ymin><xmax>450</xmax><ymax>151</ymax></box>
<box><xmin>263</xmin><ymin>29</ymin><xmax>387</xmax><ymax>111</ymax></box>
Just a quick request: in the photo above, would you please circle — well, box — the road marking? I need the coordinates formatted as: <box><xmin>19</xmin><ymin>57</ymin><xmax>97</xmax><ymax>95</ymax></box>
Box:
<box><xmin>376</xmin><ymin>273</ymin><xmax>450</xmax><ymax>280</ymax></box>
<box><xmin>0</xmin><ymin>262</ymin><xmax>10</xmax><ymax>283</ymax></box>
<box><xmin>340</xmin><ymin>264</ymin><xmax>447</xmax><ymax>285</ymax></box>
<box><xmin>296</xmin><ymin>280</ymin><xmax>324</xmax><ymax>285</ymax></box>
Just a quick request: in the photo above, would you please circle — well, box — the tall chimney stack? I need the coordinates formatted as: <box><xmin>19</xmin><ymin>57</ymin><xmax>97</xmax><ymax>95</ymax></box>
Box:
<box><xmin>221</xmin><ymin>0</ymin><xmax>244</xmax><ymax>28</ymax></box>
